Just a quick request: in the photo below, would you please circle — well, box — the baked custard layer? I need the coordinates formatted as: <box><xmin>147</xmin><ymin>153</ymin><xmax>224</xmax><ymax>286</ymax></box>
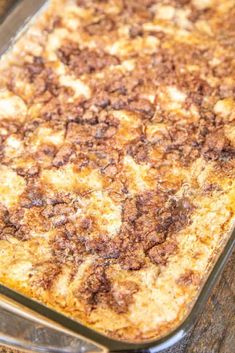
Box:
<box><xmin>0</xmin><ymin>0</ymin><xmax>235</xmax><ymax>342</ymax></box>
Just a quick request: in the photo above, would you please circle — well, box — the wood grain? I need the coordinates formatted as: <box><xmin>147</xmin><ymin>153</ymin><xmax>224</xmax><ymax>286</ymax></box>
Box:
<box><xmin>0</xmin><ymin>0</ymin><xmax>16</xmax><ymax>18</ymax></box>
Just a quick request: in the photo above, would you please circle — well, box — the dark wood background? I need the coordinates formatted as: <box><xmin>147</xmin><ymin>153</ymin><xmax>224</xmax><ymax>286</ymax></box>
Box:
<box><xmin>1</xmin><ymin>250</ymin><xmax>234</xmax><ymax>353</ymax></box>
<box><xmin>0</xmin><ymin>0</ymin><xmax>17</xmax><ymax>20</ymax></box>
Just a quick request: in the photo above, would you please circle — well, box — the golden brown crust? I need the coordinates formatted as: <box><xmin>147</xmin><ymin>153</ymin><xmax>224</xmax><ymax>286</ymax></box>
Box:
<box><xmin>0</xmin><ymin>0</ymin><xmax>235</xmax><ymax>342</ymax></box>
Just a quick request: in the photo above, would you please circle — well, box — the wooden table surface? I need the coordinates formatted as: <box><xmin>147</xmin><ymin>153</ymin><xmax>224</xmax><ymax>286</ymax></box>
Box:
<box><xmin>0</xmin><ymin>0</ymin><xmax>16</xmax><ymax>18</ymax></box>
<box><xmin>1</xmin><ymin>250</ymin><xmax>234</xmax><ymax>353</ymax></box>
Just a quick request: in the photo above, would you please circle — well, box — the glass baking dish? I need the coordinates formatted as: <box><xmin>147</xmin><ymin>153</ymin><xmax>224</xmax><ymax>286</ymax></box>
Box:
<box><xmin>0</xmin><ymin>1</ymin><xmax>234</xmax><ymax>352</ymax></box>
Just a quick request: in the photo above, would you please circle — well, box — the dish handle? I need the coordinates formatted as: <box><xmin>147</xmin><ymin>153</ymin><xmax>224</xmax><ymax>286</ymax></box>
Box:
<box><xmin>0</xmin><ymin>295</ymin><xmax>105</xmax><ymax>353</ymax></box>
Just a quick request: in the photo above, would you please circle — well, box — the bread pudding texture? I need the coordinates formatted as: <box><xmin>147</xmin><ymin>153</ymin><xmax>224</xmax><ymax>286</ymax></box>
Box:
<box><xmin>0</xmin><ymin>0</ymin><xmax>234</xmax><ymax>342</ymax></box>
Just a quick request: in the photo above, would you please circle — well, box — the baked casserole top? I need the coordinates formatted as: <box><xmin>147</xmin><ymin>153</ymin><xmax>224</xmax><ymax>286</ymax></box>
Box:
<box><xmin>0</xmin><ymin>0</ymin><xmax>235</xmax><ymax>342</ymax></box>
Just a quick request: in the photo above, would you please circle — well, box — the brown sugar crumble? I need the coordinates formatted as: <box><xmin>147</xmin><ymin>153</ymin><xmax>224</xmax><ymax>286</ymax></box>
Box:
<box><xmin>0</xmin><ymin>0</ymin><xmax>235</xmax><ymax>342</ymax></box>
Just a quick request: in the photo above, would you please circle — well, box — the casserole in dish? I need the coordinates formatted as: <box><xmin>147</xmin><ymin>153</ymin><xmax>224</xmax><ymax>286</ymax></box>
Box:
<box><xmin>0</xmin><ymin>0</ymin><xmax>235</xmax><ymax>351</ymax></box>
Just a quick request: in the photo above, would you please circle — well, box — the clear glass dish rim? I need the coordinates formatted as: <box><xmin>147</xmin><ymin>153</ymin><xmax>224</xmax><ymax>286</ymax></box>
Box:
<box><xmin>1</xmin><ymin>227</ymin><xmax>234</xmax><ymax>352</ymax></box>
